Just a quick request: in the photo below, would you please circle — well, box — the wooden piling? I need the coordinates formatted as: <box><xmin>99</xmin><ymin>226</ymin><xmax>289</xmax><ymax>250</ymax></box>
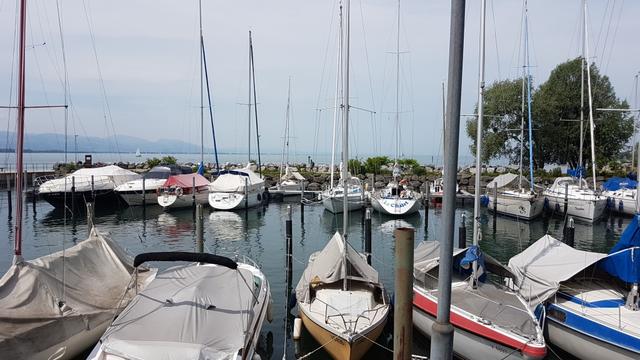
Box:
<box><xmin>394</xmin><ymin>227</ymin><xmax>414</xmax><ymax>360</ymax></box>
<box><xmin>458</xmin><ymin>213</ymin><xmax>466</xmax><ymax>248</ymax></box>
<box><xmin>91</xmin><ymin>175</ymin><xmax>95</xmax><ymax>202</ymax></box>
<box><xmin>563</xmin><ymin>182</ymin><xmax>569</xmax><ymax>216</ymax></box>
<box><xmin>424</xmin><ymin>181</ymin><xmax>430</xmax><ymax>231</ymax></box>
<box><xmin>565</xmin><ymin>217</ymin><xmax>575</xmax><ymax>247</ymax></box>
<box><xmin>142</xmin><ymin>178</ymin><xmax>146</xmax><ymax>206</ymax></box>
<box><xmin>7</xmin><ymin>189</ymin><xmax>12</xmax><ymax>218</ymax></box>
<box><xmin>364</xmin><ymin>208</ymin><xmax>372</xmax><ymax>265</ymax></box>
<box><xmin>192</xmin><ymin>176</ymin><xmax>196</xmax><ymax>208</ymax></box>
<box><xmin>196</xmin><ymin>203</ymin><xmax>204</xmax><ymax>253</ymax></box>
<box><xmin>300</xmin><ymin>181</ymin><xmax>305</xmax><ymax>223</ymax></box>
<box><xmin>71</xmin><ymin>176</ymin><xmax>76</xmax><ymax>217</ymax></box>
<box><xmin>285</xmin><ymin>205</ymin><xmax>293</xmax><ymax>308</ymax></box>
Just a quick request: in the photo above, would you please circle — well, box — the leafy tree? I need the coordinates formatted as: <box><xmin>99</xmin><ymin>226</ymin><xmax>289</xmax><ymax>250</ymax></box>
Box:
<box><xmin>364</xmin><ymin>156</ymin><xmax>390</xmax><ymax>174</ymax></box>
<box><xmin>466</xmin><ymin>58</ymin><xmax>633</xmax><ymax>169</ymax></box>
<box><xmin>348</xmin><ymin>159</ymin><xmax>364</xmax><ymax>175</ymax></box>
<box><xmin>146</xmin><ymin>157</ymin><xmax>161</xmax><ymax>167</ymax></box>
<box><xmin>161</xmin><ymin>156</ymin><xmax>177</xmax><ymax>165</ymax></box>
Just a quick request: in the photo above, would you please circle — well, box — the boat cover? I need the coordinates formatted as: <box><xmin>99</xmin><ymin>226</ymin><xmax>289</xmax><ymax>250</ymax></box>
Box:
<box><xmin>296</xmin><ymin>232</ymin><xmax>379</xmax><ymax>302</ymax></box>
<box><xmin>487</xmin><ymin>173</ymin><xmax>520</xmax><ymax>189</ymax></box>
<box><xmin>602</xmin><ymin>177</ymin><xmax>638</xmax><ymax>191</ymax></box>
<box><xmin>98</xmin><ymin>263</ymin><xmax>259</xmax><ymax>359</ymax></box>
<box><xmin>0</xmin><ymin>228</ymin><xmax>144</xmax><ymax>358</ymax></box>
<box><xmin>600</xmin><ymin>214</ymin><xmax>640</xmax><ymax>283</ymax></box>
<box><xmin>508</xmin><ymin>235</ymin><xmax>607</xmax><ymax>307</ymax></box>
<box><xmin>39</xmin><ymin>165</ymin><xmax>141</xmax><ymax>192</ymax></box>
<box><xmin>162</xmin><ymin>174</ymin><xmax>210</xmax><ymax>188</ymax></box>
<box><xmin>281</xmin><ymin>166</ymin><xmax>305</xmax><ymax>181</ymax></box>
<box><xmin>210</xmin><ymin>166</ymin><xmax>264</xmax><ymax>192</ymax></box>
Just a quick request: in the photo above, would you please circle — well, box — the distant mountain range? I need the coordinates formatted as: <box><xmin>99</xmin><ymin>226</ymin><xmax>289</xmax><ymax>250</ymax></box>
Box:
<box><xmin>0</xmin><ymin>131</ymin><xmax>215</xmax><ymax>154</ymax></box>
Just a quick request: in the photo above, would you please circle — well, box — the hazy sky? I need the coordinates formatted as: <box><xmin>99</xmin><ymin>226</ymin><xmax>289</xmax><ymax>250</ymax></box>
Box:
<box><xmin>1</xmin><ymin>0</ymin><xmax>638</xmax><ymax>162</ymax></box>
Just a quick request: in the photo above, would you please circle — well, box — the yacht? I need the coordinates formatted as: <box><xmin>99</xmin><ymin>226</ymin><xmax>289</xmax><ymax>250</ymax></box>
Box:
<box><xmin>115</xmin><ymin>165</ymin><xmax>192</xmax><ymax>206</ymax></box>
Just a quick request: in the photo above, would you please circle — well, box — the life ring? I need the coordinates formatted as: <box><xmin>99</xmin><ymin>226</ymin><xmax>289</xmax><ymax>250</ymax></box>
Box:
<box><xmin>175</xmin><ymin>187</ymin><xmax>183</xmax><ymax>197</ymax></box>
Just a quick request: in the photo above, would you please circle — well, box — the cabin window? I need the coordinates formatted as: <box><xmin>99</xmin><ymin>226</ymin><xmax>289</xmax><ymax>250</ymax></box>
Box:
<box><xmin>547</xmin><ymin>308</ymin><xmax>566</xmax><ymax>322</ymax></box>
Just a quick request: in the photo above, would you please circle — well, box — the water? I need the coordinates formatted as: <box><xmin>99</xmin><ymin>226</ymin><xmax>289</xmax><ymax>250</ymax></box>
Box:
<box><xmin>0</xmin><ymin>191</ymin><xmax>630</xmax><ymax>359</ymax></box>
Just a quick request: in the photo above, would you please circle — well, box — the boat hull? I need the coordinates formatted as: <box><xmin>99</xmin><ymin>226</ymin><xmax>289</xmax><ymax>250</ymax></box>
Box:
<box><xmin>299</xmin><ymin>306</ymin><xmax>386</xmax><ymax>360</ymax></box>
<box><xmin>413</xmin><ymin>288</ymin><xmax>546</xmax><ymax>360</ymax></box>
<box><xmin>158</xmin><ymin>191</ymin><xmax>208</xmax><ymax>210</ymax></box>
<box><xmin>322</xmin><ymin>196</ymin><xmax>363</xmax><ymax>213</ymax></box>
<box><xmin>544</xmin><ymin>193</ymin><xmax>607</xmax><ymax>222</ymax></box>
<box><xmin>371</xmin><ymin>197</ymin><xmax>420</xmax><ymax>216</ymax></box>
<box><xmin>208</xmin><ymin>190</ymin><xmax>263</xmax><ymax>210</ymax></box>
<box><xmin>39</xmin><ymin>190</ymin><xmax>124</xmax><ymax>209</ymax></box>
<box><xmin>602</xmin><ymin>191</ymin><xmax>636</xmax><ymax>216</ymax></box>
<box><xmin>487</xmin><ymin>194</ymin><xmax>544</xmax><ymax>220</ymax></box>
<box><xmin>117</xmin><ymin>189</ymin><xmax>158</xmax><ymax>206</ymax></box>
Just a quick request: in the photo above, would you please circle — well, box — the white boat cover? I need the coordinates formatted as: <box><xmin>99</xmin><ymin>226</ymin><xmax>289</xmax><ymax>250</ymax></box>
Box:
<box><xmin>98</xmin><ymin>263</ymin><xmax>259</xmax><ymax>359</ymax></box>
<box><xmin>0</xmin><ymin>228</ymin><xmax>144</xmax><ymax>358</ymax></box>
<box><xmin>209</xmin><ymin>166</ymin><xmax>264</xmax><ymax>193</ymax></box>
<box><xmin>296</xmin><ymin>232</ymin><xmax>379</xmax><ymax>302</ymax></box>
<box><xmin>281</xmin><ymin>166</ymin><xmax>305</xmax><ymax>181</ymax></box>
<box><xmin>508</xmin><ymin>235</ymin><xmax>607</xmax><ymax>308</ymax></box>
<box><xmin>39</xmin><ymin>165</ymin><xmax>141</xmax><ymax>192</ymax></box>
<box><xmin>486</xmin><ymin>173</ymin><xmax>520</xmax><ymax>189</ymax></box>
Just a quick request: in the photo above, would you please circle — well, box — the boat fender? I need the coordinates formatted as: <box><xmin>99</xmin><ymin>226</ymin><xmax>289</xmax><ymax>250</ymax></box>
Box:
<box><xmin>606</xmin><ymin>197</ymin><xmax>612</xmax><ymax>208</ymax></box>
<box><xmin>175</xmin><ymin>187</ymin><xmax>183</xmax><ymax>197</ymax></box>
<box><xmin>267</xmin><ymin>297</ymin><xmax>274</xmax><ymax>323</ymax></box>
<box><xmin>480</xmin><ymin>195</ymin><xmax>489</xmax><ymax>207</ymax></box>
<box><xmin>618</xmin><ymin>200</ymin><xmax>624</xmax><ymax>212</ymax></box>
<box><xmin>293</xmin><ymin>317</ymin><xmax>303</xmax><ymax>340</ymax></box>
<box><xmin>288</xmin><ymin>292</ymin><xmax>297</xmax><ymax>311</ymax></box>
<box><xmin>554</xmin><ymin>203</ymin><xmax>560</xmax><ymax>213</ymax></box>
<box><xmin>543</xmin><ymin>197</ymin><xmax>549</xmax><ymax>210</ymax></box>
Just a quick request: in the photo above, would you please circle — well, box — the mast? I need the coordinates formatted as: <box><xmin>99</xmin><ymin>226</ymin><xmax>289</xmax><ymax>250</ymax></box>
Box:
<box><xmin>394</xmin><ymin>0</ymin><xmax>401</xmax><ymax>171</ymax></box>
<box><xmin>249</xmin><ymin>32</ymin><xmax>262</xmax><ymax>177</ymax></box>
<box><xmin>472</xmin><ymin>0</ymin><xmax>487</xmax><ymax>287</ymax></box>
<box><xmin>199</xmin><ymin>0</ymin><xmax>204</xmax><ymax>165</ymax></box>
<box><xmin>342</xmin><ymin>0</ymin><xmax>351</xmax><ymax>292</ymax></box>
<box><xmin>524</xmin><ymin>1</ymin><xmax>535</xmax><ymax>191</ymax></box>
<box><xmin>201</xmin><ymin>32</ymin><xmax>220</xmax><ymax>173</ymax></box>
<box><xmin>579</xmin><ymin>1</ymin><xmax>585</xmax><ymax>187</ymax></box>
<box><xmin>280</xmin><ymin>77</ymin><xmax>292</xmax><ymax>181</ymax></box>
<box><xmin>583</xmin><ymin>1</ymin><xmax>597</xmax><ymax>191</ymax></box>
<box><xmin>14</xmin><ymin>0</ymin><xmax>27</xmax><ymax>262</ymax></box>
<box><xmin>247</xmin><ymin>32</ymin><xmax>252</xmax><ymax>165</ymax></box>
<box><xmin>330</xmin><ymin>3</ymin><xmax>344</xmax><ymax>189</ymax></box>
<box><xmin>633</xmin><ymin>73</ymin><xmax>638</xmax><ymax>168</ymax></box>
<box><xmin>519</xmin><ymin>5</ymin><xmax>525</xmax><ymax>191</ymax></box>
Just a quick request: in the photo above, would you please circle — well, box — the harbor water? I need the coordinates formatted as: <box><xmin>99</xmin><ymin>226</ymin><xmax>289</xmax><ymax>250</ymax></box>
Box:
<box><xmin>0</xmin><ymin>191</ymin><xmax>629</xmax><ymax>359</ymax></box>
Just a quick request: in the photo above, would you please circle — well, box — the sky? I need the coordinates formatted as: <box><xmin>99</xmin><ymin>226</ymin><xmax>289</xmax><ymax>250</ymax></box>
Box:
<box><xmin>0</xmin><ymin>0</ymin><xmax>638</xmax><ymax>165</ymax></box>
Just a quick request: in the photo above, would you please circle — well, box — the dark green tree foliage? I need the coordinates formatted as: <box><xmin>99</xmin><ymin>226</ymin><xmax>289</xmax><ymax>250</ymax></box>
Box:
<box><xmin>364</xmin><ymin>156</ymin><xmax>390</xmax><ymax>174</ymax></box>
<box><xmin>466</xmin><ymin>58</ymin><xmax>633</xmax><ymax>169</ymax></box>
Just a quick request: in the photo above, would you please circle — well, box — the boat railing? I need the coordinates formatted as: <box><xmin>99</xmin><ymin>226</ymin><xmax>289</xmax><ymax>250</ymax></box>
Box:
<box><xmin>352</xmin><ymin>306</ymin><xmax>386</xmax><ymax>331</ymax></box>
<box><xmin>33</xmin><ymin>175</ymin><xmax>56</xmax><ymax>187</ymax></box>
<box><xmin>313</xmin><ymin>297</ymin><xmax>350</xmax><ymax>331</ymax></box>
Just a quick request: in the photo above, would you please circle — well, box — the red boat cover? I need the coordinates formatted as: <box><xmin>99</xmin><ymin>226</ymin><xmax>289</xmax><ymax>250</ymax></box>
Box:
<box><xmin>163</xmin><ymin>174</ymin><xmax>209</xmax><ymax>188</ymax></box>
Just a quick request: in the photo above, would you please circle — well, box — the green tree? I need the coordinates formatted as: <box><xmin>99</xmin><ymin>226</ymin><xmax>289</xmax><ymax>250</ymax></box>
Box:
<box><xmin>161</xmin><ymin>156</ymin><xmax>177</xmax><ymax>165</ymax></box>
<box><xmin>364</xmin><ymin>156</ymin><xmax>390</xmax><ymax>174</ymax></box>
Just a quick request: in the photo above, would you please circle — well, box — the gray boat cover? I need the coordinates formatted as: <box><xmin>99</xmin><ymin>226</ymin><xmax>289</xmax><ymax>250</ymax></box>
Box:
<box><xmin>508</xmin><ymin>234</ymin><xmax>607</xmax><ymax>307</ymax></box>
<box><xmin>99</xmin><ymin>263</ymin><xmax>260</xmax><ymax>359</ymax></box>
<box><xmin>0</xmin><ymin>228</ymin><xmax>143</xmax><ymax>359</ymax></box>
<box><xmin>296</xmin><ymin>232</ymin><xmax>379</xmax><ymax>303</ymax></box>
<box><xmin>281</xmin><ymin>166</ymin><xmax>305</xmax><ymax>181</ymax></box>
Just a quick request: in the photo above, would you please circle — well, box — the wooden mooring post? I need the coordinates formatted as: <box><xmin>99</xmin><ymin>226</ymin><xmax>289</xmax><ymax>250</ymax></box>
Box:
<box><xmin>394</xmin><ymin>227</ymin><xmax>414</xmax><ymax>360</ymax></box>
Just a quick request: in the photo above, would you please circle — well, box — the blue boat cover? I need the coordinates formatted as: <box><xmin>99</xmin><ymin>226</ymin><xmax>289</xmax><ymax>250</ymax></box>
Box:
<box><xmin>197</xmin><ymin>162</ymin><xmax>205</xmax><ymax>175</ymax></box>
<box><xmin>602</xmin><ymin>177</ymin><xmax>637</xmax><ymax>191</ymax></box>
<box><xmin>600</xmin><ymin>215</ymin><xmax>640</xmax><ymax>283</ymax></box>
<box><xmin>566</xmin><ymin>166</ymin><xmax>584</xmax><ymax>178</ymax></box>
<box><xmin>459</xmin><ymin>245</ymin><xmax>487</xmax><ymax>282</ymax></box>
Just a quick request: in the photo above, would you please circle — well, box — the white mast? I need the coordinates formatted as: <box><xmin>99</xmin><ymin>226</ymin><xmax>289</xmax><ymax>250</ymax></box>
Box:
<box><xmin>280</xmin><ymin>77</ymin><xmax>292</xmax><ymax>181</ymax></box>
<box><xmin>342</xmin><ymin>0</ymin><xmax>351</xmax><ymax>292</ymax></box>
<box><xmin>394</xmin><ymin>0</ymin><xmax>401</xmax><ymax>172</ymax></box>
<box><xmin>583</xmin><ymin>1</ymin><xmax>597</xmax><ymax>191</ymax></box>
<box><xmin>199</xmin><ymin>0</ymin><xmax>204</xmax><ymax>165</ymax></box>
<box><xmin>579</xmin><ymin>1</ymin><xmax>585</xmax><ymax>187</ymax></box>
<box><xmin>519</xmin><ymin>1</ymin><xmax>525</xmax><ymax>191</ymax></box>
<box><xmin>472</xmin><ymin>0</ymin><xmax>487</xmax><ymax>287</ymax></box>
<box><xmin>330</xmin><ymin>3</ymin><xmax>344</xmax><ymax>190</ymax></box>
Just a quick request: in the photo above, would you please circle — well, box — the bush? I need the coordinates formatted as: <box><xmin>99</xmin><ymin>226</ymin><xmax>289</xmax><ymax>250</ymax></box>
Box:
<box><xmin>146</xmin><ymin>157</ymin><xmax>161</xmax><ymax>168</ymax></box>
<box><xmin>348</xmin><ymin>159</ymin><xmax>364</xmax><ymax>175</ymax></box>
<box><xmin>161</xmin><ymin>156</ymin><xmax>177</xmax><ymax>165</ymax></box>
<box><xmin>364</xmin><ymin>156</ymin><xmax>390</xmax><ymax>174</ymax></box>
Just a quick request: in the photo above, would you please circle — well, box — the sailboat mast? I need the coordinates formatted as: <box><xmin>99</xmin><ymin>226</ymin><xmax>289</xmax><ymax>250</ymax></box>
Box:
<box><xmin>249</xmin><ymin>33</ymin><xmax>262</xmax><ymax>177</ymax></box>
<box><xmin>280</xmin><ymin>77</ymin><xmax>292</xmax><ymax>180</ymax></box>
<box><xmin>583</xmin><ymin>1</ymin><xmax>597</xmax><ymax>191</ymax></box>
<box><xmin>199</xmin><ymin>0</ymin><xmax>204</xmax><ymax>165</ymax></box>
<box><xmin>579</xmin><ymin>1</ymin><xmax>585</xmax><ymax>187</ymax></box>
<box><xmin>330</xmin><ymin>3</ymin><xmax>344</xmax><ymax>190</ymax></box>
<box><xmin>524</xmin><ymin>2</ymin><xmax>535</xmax><ymax>191</ymax></box>
<box><xmin>247</xmin><ymin>32</ymin><xmax>252</xmax><ymax>164</ymax></box>
<box><xmin>394</xmin><ymin>0</ymin><xmax>401</xmax><ymax>167</ymax></box>
<box><xmin>342</xmin><ymin>0</ymin><xmax>351</xmax><ymax>292</ymax></box>
<box><xmin>519</xmin><ymin>7</ymin><xmax>525</xmax><ymax>191</ymax></box>
<box><xmin>14</xmin><ymin>0</ymin><xmax>27</xmax><ymax>261</ymax></box>
<box><xmin>472</xmin><ymin>0</ymin><xmax>487</xmax><ymax>286</ymax></box>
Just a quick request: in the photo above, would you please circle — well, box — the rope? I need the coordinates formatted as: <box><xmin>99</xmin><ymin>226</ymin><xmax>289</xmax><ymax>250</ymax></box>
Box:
<box><xmin>297</xmin><ymin>334</ymin><xmax>340</xmax><ymax>359</ymax></box>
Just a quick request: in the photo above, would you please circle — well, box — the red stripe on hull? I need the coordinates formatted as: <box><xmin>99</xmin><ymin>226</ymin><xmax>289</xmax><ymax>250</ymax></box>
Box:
<box><xmin>413</xmin><ymin>290</ymin><xmax>546</xmax><ymax>359</ymax></box>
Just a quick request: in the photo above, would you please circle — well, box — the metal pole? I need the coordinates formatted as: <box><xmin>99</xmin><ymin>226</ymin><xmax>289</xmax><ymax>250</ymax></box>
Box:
<box><xmin>565</xmin><ymin>217</ymin><xmax>575</xmax><ymax>247</ymax></box>
<box><xmin>364</xmin><ymin>208</ymin><xmax>372</xmax><ymax>265</ymax></box>
<box><xmin>300</xmin><ymin>181</ymin><xmax>305</xmax><ymax>223</ymax></box>
<box><xmin>244</xmin><ymin>177</ymin><xmax>249</xmax><ymax>210</ymax></box>
<box><xmin>192</xmin><ymin>176</ymin><xmax>196</xmax><ymax>208</ymax></box>
<box><xmin>564</xmin><ymin>182</ymin><xmax>569</xmax><ymax>217</ymax></box>
<box><xmin>7</xmin><ymin>189</ymin><xmax>12</xmax><ymax>219</ymax></box>
<box><xmin>393</xmin><ymin>227</ymin><xmax>414</xmax><ymax>360</ymax></box>
<box><xmin>142</xmin><ymin>177</ymin><xmax>146</xmax><ymax>206</ymax></box>
<box><xmin>71</xmin><ymin>176</ymin><xmax>75</xmax><ymax>217</ymax></box>
<box><xmin>286</xmin><ymin>204</ymin><xmax>293</xmax><ymax>288</ymax></box>
<box><xmin>636</xmin><ymin>142</ymin><xmax>640</xmax><ymax>214</ymax></box>
<box><xmin>86</xmin><ymin>201</ymin><xmax>94</xmax><ymax>235</ymax></box>
<box><xmin>458</xmin><ymin>213</ymin><xmax>466</xmax><ymax>248</ymax></box>
<box><xmin>196</xmin><ymin>203</ymin><xmax>204</xmax><ymax>253</ymax></box>
<box><xmin>424</xmin><ymin>181</ymin><xmax>430</xmax><ymax>230</ymax></box>
<box><xmin>91</xmin><ymin>174</ymin><xmax>95</xmax><ymax>202</ymax></box>
<box><xmin>431</xmin><ymin>0</ymin><xmax>466</xmax><ymax>358</ymax></box>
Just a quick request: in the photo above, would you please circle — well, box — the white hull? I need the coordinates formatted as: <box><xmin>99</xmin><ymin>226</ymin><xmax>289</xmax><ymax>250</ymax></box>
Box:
<box><xmin>544</xmin><ymin>193</ymin><xmax>607</xmax><ymax>222</ymax></box>
<box><xmin>158</xmin><ymin>191</ymin><xmax>209</xmax><ymax>209</ymax></box>
<box><xmin>487</xmin><ymin>193</ymin><xmax>544</xmax><ymax>220</ymax></box>
<box><xmin>117</xmin><ymin>190</ymin><xmax>159</xmax><ymax>206</ymax></box>
<box><xmin>322</xmin><ymin>195</ymin><xmax>363</xmax><ymax>213</ymax></box>
<box><xmin>209</xmin><ymin>190</ymin><xmax>263</xmax><ymax>210</ymax></box>
<box><xmin>371</xmin><ymin>196</ymin><xmax>420</xmax><ymax>216</ymax></box>
<box><xmin>602</xmin><ymin>190</ymin><xmax>636</xmax><ymax>215</ymax></box>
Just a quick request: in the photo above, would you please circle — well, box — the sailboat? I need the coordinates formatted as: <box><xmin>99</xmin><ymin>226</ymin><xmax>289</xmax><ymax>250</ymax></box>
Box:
<box><xmin>296</xmin><ymin>2</ymin><xmax>390</xmax><ymax>358</ymax></box>
<box><xmin>412</xmin><ymin>1</ymin><xmax>546</xmax><ymax>358</ymax></box>
<box><xmin>270</xmin><ymin>78</ymin><xmax>306</xmax><ymax>197</ymax></box>
<box><xmin>430</xmin><ymin>83</ymin><xmax>459</xmax><ymax>205</ymax></box>
<box><xmin>370</xmin><ymin>1</ymin><xmax>421</xmax><ymax>216</ymax></box>
<box><xmin>320</xmin><ymin>2</ymin><xmax>364</xmax><ymax>214</ymax></box>
<box><xmin>135</xmin><ymin>148</ymin><xmax>141</xmax><ymax>157</ymax></box>
<box><xmin>0</xmin><ymin>3</ymin><xmax>150</xmax><ymax>358</ymax></box>
<box><xmin>486</xmin><ymin>6</ymin><xmax>544</xmax><ymax>220</ymax></box>
<box><xmin>509</xmin><ymin>149</ymin><xmax>640</xmax><ymax>359</ymax></box>
<box><xmin>209</xmin><ymin>31</ymin><xmax>265</xmax><ymax>211</ymax></box>
<box><xmin>543</xmin><ymin>0</ymin><xmax>606</xmax><ymax>223</ymax></box>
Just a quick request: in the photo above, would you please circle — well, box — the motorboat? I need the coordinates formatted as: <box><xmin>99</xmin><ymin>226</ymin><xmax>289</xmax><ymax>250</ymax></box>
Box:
<box><xmin>88</xmin><ymin>252</ymin><xmax>271</xmax><ymax>360</ymax></box>
<box><xmin>296</xmin><ymin>232</ymin><xmax>389</xmax><ymax>360</ymax></box>
<box><xmin>157</xmin><ymin>174</ymin><xmax>210</xmax><ymax>210</ymax></box>
<box><xmin>0</xmin><ymin>228</ymin><xmax>153</xmax><ymax>360</ymax></box>
<box><xmin>601</xmin><ymin>177</ymin><xmax>637</xmax><ymax>216</ymax></box>
<box><xmin>115</xmin><ymin>165</ymin><xmax>192</xmax><ymax>206</ymax></box>
<box><xmin>38</xmin><ymin>165</ymin><xmax>140</xmax><ymax>209</ymax></box>
<box><xmin>208</xmin><ymin>166</ymin><xmax>266</xmax><ymax>210</ymax></box>
<box><xmin>543</xmin><ymin>176</ymin><xmax>607</xmax><ymax>222</ymax></box>
<box><xmin>485</xmin><ymin>173</ymin><xmax>544</xmax><ymax>220</ymax></box>
<box><xmin>412</xmin><ymin>241</ymin><xmax>547</xmax><ymax>359</ymax></box>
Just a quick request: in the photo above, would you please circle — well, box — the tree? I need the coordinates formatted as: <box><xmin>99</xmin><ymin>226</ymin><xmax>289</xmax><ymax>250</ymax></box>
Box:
<box><xmin>364</xmin><ymin>156</ymin><xmax>390</xmax><ymax>174</ymax></box>
<box><xmin>466</xmin><ymin>58</ymin><xmax>633</xmax><ymax>169</ymax></box>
